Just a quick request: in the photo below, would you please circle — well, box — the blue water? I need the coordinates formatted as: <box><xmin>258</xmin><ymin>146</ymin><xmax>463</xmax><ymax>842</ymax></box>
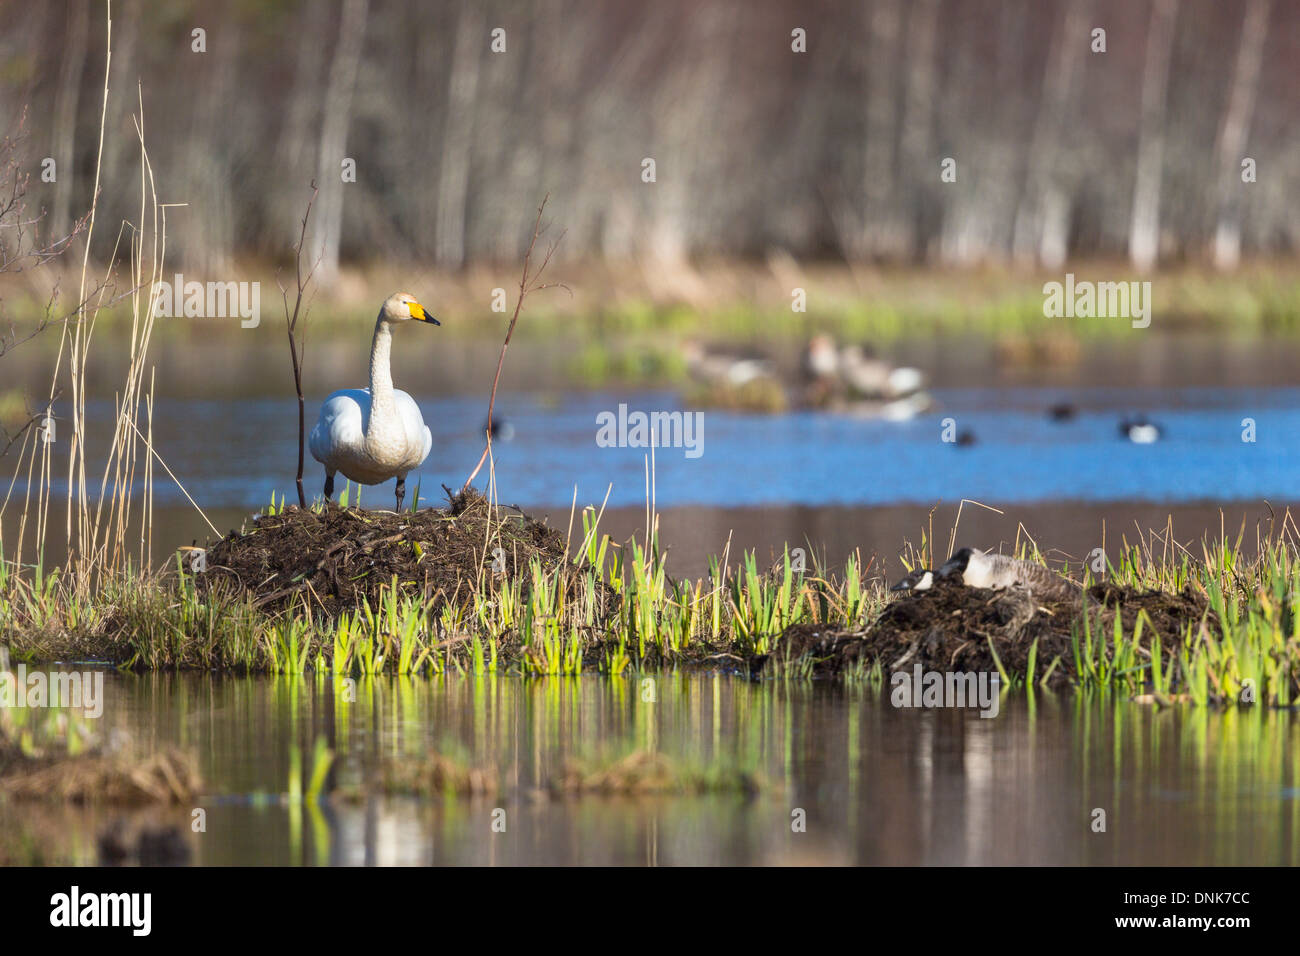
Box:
<box><xmin>37</xmin><ymin>387</ymin><xmax>1300</xmax><ymax>509</ymax></box>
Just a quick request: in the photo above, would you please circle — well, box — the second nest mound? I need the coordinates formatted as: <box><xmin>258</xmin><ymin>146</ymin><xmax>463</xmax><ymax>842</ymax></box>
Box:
<box><xmin>771</xmin><ymin>578</ymin><xmax>1214</xmax><ymax>685</ymax></box>
<box><xmin>199</xmin><ymin>488</ymin><xmax>567</xmax><ymax>615</ymax></box>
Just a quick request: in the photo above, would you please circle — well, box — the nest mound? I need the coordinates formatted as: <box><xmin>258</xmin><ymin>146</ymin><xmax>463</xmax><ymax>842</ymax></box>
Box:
<box><xmin>767</xmin><ymin>579</ymin><xmax>1214</xmax><ymax>685</ymax></box>
<box><xmin>200</xmin><ymin>488</ymin><xmax>567</xmax><ymax>615</ymax></box>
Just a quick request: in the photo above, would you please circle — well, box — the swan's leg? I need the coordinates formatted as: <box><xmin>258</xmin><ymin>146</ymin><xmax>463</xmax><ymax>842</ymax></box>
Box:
<box><xmin>394</xmin><ymin>476</ymin><xmax>405</xmax><ymax>512</ymax></box>
<box><xmin>323</xmin><ymin>472</ymin><xmax>335</xmax><ymax>501</ymax></box>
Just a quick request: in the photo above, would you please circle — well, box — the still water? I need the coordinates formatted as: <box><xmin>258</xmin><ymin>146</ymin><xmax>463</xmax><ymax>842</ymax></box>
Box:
<box><xmin>39</xmin><ymin>386</ymin><xmax>1300</xmax><ymax>512</ymax></box>
<box><xmin>7</xmin><ymin>671</ymin><xmax>1296</xmax><ymax>866</ymax></box>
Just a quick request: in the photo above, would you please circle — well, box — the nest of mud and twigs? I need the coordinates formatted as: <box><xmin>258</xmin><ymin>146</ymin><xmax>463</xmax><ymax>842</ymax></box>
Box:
<box><xmin>200</xmin><ymin>488</ymin><xmax>567</xmax><ymax>616</ymax></box>
<box><xmin>765</xmin><ymin>579</ymin><xmax>1215</xmax><ymax>686</ymax></box>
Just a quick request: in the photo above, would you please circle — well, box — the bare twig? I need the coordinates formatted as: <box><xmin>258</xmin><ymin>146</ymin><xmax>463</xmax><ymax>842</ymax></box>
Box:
<box><xmin>462</xmin><ymin>194</ymin><xmax>569</xmax><ymax>491</ymax></box>
<box><xmin>0</xmin><ymin>109</ymin><xmax>91</xmax><ymax>276</ymax></box>
<box><xmin>0</xmin><ymin>110</ymin><xmax>92</xmax><ymax>464</ymax></box>
<box><xmin>0</xmin><ymin>395</ymin><xmax>57</xmax><ymax>461</ymax></box>
<box><xmin>278</xmin><ymin>181</ymin><xmax>321</xmax><ymax>509</ymax></box>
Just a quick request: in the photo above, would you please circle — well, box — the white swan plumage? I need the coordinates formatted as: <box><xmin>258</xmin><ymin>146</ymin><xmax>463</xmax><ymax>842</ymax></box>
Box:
<box><xmin>309</xmin><ymin>292</ymin><xmax>439</xmax><ymax>510</ymax></box>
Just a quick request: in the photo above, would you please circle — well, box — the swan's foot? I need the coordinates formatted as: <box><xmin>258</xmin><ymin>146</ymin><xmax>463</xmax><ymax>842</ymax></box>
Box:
<box><xmin>395</xmin><ymin>476</ymin><xmax>405</xmax><ymax>513</ymax></box>
<box><xmin>323</xmin><ymin>473</ymin><xmax>335</xmax><ymax>501</ymax></box>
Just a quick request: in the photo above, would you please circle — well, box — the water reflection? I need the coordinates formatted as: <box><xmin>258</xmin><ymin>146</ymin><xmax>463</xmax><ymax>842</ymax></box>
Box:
<box><xmin>2</xmin><ymin>672</ymin><xmax>1296</xmax><ymax>865</ymax></box>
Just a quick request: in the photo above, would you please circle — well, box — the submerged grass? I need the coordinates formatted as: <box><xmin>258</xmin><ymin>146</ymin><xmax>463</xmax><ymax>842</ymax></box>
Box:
<box><xmin>353</xmin><ymin>745</ymin><xmax>768</xmax><ymax>800</ymax></box>
<box><xmin>0</xmin><ymin>703</ymin><xmax>199</xmax><ymax>804</ymax></box>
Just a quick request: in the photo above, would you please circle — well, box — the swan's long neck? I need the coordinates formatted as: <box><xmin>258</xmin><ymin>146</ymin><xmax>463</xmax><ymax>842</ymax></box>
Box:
<box><xmin>366</xmin><ymin>315</ymin><xmax>395</xmax><ymax>441</ymax></box>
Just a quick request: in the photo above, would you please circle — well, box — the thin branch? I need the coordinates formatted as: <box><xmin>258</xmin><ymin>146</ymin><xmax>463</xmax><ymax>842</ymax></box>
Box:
<box><xmin>462</xmin><ymin>194</ymin><xmax>569</xmax><ymax>491</ymax></box>
<box><xmin>277</xmin><ymin>181</ymin><xmax>320</xmax><ymax>509</ymax></box>
<box><xmin>0</xmin><ymin>394</ymin><xmax>58</xmax><ymax>460</ymax></box>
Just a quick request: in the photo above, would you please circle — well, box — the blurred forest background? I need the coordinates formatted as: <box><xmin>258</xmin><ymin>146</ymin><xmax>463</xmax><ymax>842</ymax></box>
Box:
<box><xmin>0</xmin><ymin>0</ymin><xmax>1296</xmax><ymax>284</ymax></box>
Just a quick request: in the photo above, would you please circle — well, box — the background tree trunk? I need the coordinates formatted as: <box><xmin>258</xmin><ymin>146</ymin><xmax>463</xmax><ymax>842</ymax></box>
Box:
<box><xmin>1211</xmin><ymin>0</ymin><xmax>1271</xmax><ymax>270</ymax></box>
<box><xmin>5</xmin><ymin>0</ymin><xmax>1297</xmax><ymax>272</ymax></box>
<box><xmin>49</xmin><ymin>0</ymin><xmax>89</xmax><ymax>241</ymax></box>
<box><xmin>1129</xmin><ymin>0</ymin><xmax>1179</xmax><ymax>273</ymax></box>
<box><xmin>434</xmin><ymin>3</ymin><xmax>482</xmax><ymax>268</ymax></box>
<box><xmin>312</xmin><ymin>0</ymin><xmax>370</xmax><ymax>285</ymax></box>
<box><xmin>1013</xmin><ymin>0</ymin><xmax>1090</xmax><ymax>267</ymax></box>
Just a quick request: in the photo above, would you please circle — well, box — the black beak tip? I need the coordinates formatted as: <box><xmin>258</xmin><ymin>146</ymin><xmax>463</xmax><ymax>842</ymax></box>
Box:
<box><xmin>428</xmin><ymin>315</ymin><xmax>441</xmax><ymax>326</ymax></box>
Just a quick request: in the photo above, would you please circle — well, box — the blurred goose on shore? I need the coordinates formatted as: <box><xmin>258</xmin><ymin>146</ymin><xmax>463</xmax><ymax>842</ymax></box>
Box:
<box><xmin>309</xmin><ymin>292</ymin><xmax>439</xmax><ymax>511</ymax></box>
<box><xmin>839</xmin><ymin>344</ymin><xmax>925</xmax><ymax>400</ymax></box>
<box><xmin>803</xmin><ymin>334</ymin><xmax>840</xmax><ymax>381</ymax></box>
<box><xmin>801</xmin><ymin>336</ymin><xmax>931</xmax><ymax>416</ymax></box>
<box><xmin>801</xmin><ymin>334</ymin><xmax>841</xmax><ymax>407</ymax></box>
<box><xmin>681</xmin><ymin>340</ymin><xmax>773</xmax><ymax>387</ymax></box>
<box><xmin>938</xmin><ymin>547</ymin><xmax>1083</xmax><ymax>602</ymax></box>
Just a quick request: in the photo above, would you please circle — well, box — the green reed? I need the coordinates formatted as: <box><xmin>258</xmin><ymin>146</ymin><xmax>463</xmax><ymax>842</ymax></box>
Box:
<box><xmin>3</xmin><ymin>508</ymin><xmax>1300</xmax><ymax>705</ymax></box>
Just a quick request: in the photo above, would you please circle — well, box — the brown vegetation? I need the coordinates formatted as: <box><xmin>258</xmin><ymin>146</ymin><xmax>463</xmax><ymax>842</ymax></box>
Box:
<box><xmin>0</xmin><ymin>745</ymin><xmax>199</xmax><ymax>804</ymax></box>
<box><xmin>765</xmin><ymin>577</ymin><xmax>1214</xmax><ymax>685</ymax></box>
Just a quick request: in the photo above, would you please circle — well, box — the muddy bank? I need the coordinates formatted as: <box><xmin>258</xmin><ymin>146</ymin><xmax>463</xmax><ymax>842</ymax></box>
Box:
<box><xmin>763</xmin><ymin>579</ymin><xmax>1214</xmax><ymax>687</ymax></box>
<box><xmin>200</xmin><ymin>488</ymin><xmax>568</xmax><ymax>615</ymax></box>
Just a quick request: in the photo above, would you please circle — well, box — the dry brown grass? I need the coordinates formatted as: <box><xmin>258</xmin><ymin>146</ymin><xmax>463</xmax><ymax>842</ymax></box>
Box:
<box><xmin>0</xmin><ymin>746</ymin><xmax>199</xmax><ymax>804</ymax></box>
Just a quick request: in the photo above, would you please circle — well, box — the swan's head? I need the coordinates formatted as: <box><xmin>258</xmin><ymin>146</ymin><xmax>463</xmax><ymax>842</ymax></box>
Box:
<box><xmin>381</xmin><ymin>292</ymin><xmax>440</xmax><ymax>325</ymax></box>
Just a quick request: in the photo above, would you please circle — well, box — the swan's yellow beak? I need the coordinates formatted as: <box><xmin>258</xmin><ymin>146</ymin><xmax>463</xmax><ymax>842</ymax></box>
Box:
<box><xmin>409</xmin><ymin>301</ymin><xmax>440</xmax><ymax>325</ymax></box>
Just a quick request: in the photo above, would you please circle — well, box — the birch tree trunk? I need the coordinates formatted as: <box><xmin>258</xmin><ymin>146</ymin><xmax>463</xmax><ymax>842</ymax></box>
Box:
<box><xmin>860</xmin><ymin>0</ymin><xmax>901</xmax><ymax>259</ymax></box>
<box><xmin>899</xmin><ymin>0</ymin><xmax>940</xmax><ymax>260</ymax></box>
<box><xmin>271</xmin><ymin>1</ymin><xmax>326</xmax><ymax>247</ymax></box>
<box><xmin>1013</xmin><ymin>0</ymin><xmax>1090</xmax><ymax>267</ymax></box>
<box><xmin>189</xmin><ymin>22</ymin><xmax>239</xmax><ymax>274</ymax></box>
<box><xmin>435</xmin><ymin>4</ymin><xmax>482</xmax><ymax>268</ymax></box>
<box><xmin>1211</xmin><ymin>0</ymin><xmax>1271</xmax><ymax>270</ymax></box>
<box><xmin>312</xmin><ymin>0</ymin><xmax>369</xmax><ymax>285</ymax></box>
<box><xmin>1129</xmin><ymin>0</ymin><xmax>1178</xmax><ymax>273</ymax></box>
<box><xmin>50</xmin><ymin>0</ymin><xmax>89</xmax><ymax>240</ymax></box>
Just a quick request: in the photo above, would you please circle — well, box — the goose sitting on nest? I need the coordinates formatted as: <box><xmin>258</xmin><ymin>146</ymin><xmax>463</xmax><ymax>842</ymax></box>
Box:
<box><xmin>939</xmin><ymin>547</ymin><xmax>1083</xmax><ymax>602</ymax></box>
<box><xmin>891</xmin><ymin>547</ymin><xmax>1084</xmax><ymax>604</ymax></box>
<box><xmin>309</xmin><ymin>292</ymin><xmax>439</xmax><ymax>511</ymax></box>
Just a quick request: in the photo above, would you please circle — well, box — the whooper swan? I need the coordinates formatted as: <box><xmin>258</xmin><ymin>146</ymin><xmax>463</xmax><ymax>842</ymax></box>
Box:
<box><xmin>309</xmin><ymin>292</ymin><xmax>439</xmax><ymax>510</ymax></box>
